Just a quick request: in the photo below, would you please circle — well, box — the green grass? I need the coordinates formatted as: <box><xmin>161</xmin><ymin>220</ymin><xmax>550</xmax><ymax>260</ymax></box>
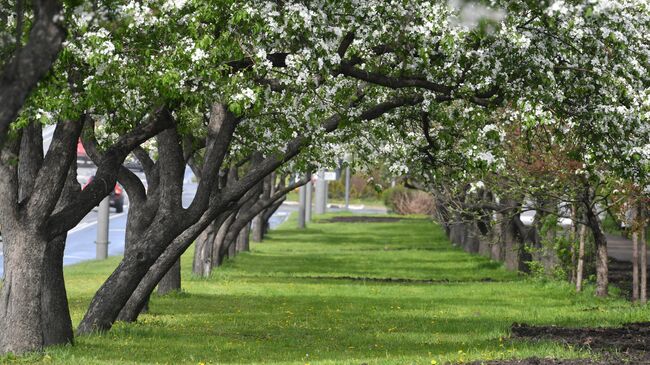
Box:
<box><xmin>284</xmin><ymin>191</ymin><xmax>385</xmax><ymax>208</ymax></box>
<box><xmin>3</xmin><ymin>213</ymin><xmax>649</xmax><ymax>364</ymax></box>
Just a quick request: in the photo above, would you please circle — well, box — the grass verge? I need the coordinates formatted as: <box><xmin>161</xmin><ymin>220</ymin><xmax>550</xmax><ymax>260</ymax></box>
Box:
<box><xmin>2</xmin><ymin>213</ymin><xmax>649</xmax><ymax>364</ymax></box>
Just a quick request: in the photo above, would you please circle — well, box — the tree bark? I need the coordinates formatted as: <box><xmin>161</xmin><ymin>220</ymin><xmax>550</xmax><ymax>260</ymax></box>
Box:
<box><xmin>117</xmin><ymin>211</ymin><xmax>231</xmax><ymax>323</ymax></box>
<box><xmin>641</xmin><ymin>222</ymin><xmax>647</xmax><ymax>304</ymax></box>
<box><xmin>213</xmin><ymin>213</ymin><xmax>235</xmax><ymax>268</ymax></box>
<box><xmin>81</xmin><ymin>98</ymin><xmax>413</xmax><ymax>334</ymax></box>
<box><xmin>192</xmin><ymin>221</ymin><xmax>218</xmax><ymax>277</ymax></box>
<box><xmin>77</xmin><ymin>245</ymin><xmax>160</xmax><ymax>334</ymax></box>
<box><xmin>41</xmin><ymin>234</ymin><xmax>73</xmax><ymax>347</ymax></box>
<box><xmin>236</xmin><ymin>224</ymin><xmax>250</xmax><ymax>252</ymax></box>
<box><xmin>584</xmin><ymin>200</ymin><xmax>608</xmax><ymax>297</ymax></box>
<box><xmin>118</xmin><ymin>176</ymin><xmax>305</xmax><ymax>324</ymax></box>
<box><xmin>576</xmin><ymin>223</ymin><xmax>587</xmax><ymax>292</ymax></box>
<box><xmin>251</xmin><ymin>214</ymin><xmax>264</xmax><ymax>242</ymax></box>
<box><xmin>0</xmin><ymin>0</ymin><xmax>66</xmax><ymax>149</ymax></box>
<box><xmin>0</xmin><ymin>228</ymin><xmax>47</xmax><ymax>354</ymax></box>
<box><xmin>632</xmin><ymin>214</ymin><xmax>639</xmax><ymax>301</ymax></box>
<box><xmin>157</xmin><ymin>258</ymin><xmax>181</xmax><ymax>295</ymax></box>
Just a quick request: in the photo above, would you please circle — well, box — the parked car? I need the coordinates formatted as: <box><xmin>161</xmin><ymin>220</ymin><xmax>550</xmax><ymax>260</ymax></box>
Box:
<box><xmin>77</xmin><ymin>140</ymin><xmax>94</xmax><ymax>167</ymax></box>
<box><xmin>83</xmin><ymin>177</ymin><xmax>125</xmax><ymax>213</ymax></box>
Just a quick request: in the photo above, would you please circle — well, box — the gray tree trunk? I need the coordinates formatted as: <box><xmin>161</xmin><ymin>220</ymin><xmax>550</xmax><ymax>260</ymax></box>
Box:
<box><xmin>236</xmin><ymin>224</ymin><xmax>250</xmax><ymax>252</ymax></box>
<box><xmin>576</xmin><ymin>223</ymin><xmax>587</xmax><ymax>292</ymax></box>
<box><xmin>157</xmin><ymin>258</ymin><xmax>181</xmax><ymax>295</ymax></box>
<box><xmin>639</xmin><ymin>220</ymin><xmax>648</xmax><ymax>304</ymax></box>
<box><xmin>585</xmin><ymin>204</ymin><xmax>608</xmax><ymax>297</ymax></box>
<box><xmin>0</xmin><ymin>228</ymin><xmax>48</xmax><ymax>354</ymax></box>
<box><xmin>251</xmin><ymin>214</ymin><xmax>264</xmax><ymax>242</ymax></box>
<box><xmin>192</xmin><ymin>221</ymin><xmax>218</xmax><ymax>277</ymax></box>
<box><xmin>41</xmin><ymin>234</ymin><xmax>74</xmax><ymax>346</ymax></box>
<box><xmin>632</xmin><ymin>217</ymin><xmax>640</xmax><ymax>302</ymax></box>
<box><xmin>213</xmin><ymin>214</ymin><xmax>235</xmax><ymax>267</ymax></box>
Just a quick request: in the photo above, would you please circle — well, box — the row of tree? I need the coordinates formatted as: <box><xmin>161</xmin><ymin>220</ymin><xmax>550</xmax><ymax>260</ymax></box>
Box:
<box><xmin>0</xmin><ymin>0</ymin><xmax>648</xmax><ymax>356</ymax></box>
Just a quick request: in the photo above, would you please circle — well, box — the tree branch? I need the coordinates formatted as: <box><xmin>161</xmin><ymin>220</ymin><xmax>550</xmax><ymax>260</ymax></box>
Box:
<box><xmin>0</xmin><ymin>0</ymin><xmax>65</xmax><ymax>149</ymax></box>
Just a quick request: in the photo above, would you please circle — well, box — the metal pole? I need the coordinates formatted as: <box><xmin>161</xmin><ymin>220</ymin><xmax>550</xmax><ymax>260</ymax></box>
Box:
<box><xmin>298</xmin><ymin>183</ymin><xmax>307</xmax><ymax>229</ymax></box>
<box><xmin>315</xmin><ymin>170</ymin><xmax>327</xmax><ymax>214</ymax></box>
<box><xmin>305</xmin><ymin>180</ymin><xmax>313</xmax><ymax>222</ymax></box>
<box><xmin>344</xmin><ymin>165</ymin><xmax>351</xmax><ymax>210</ymax></box>
<box><xmin>96</xmin><ymin>196</ymin><xmax>110</xmax><ymax>260</ymax></box>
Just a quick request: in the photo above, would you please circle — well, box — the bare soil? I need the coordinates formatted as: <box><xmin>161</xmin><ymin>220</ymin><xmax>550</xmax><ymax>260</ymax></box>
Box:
<box><xmin>292</xmin><ymin>275</ymin><xmax>498</xmax><ymax>284</ymax></box>
<box><xmin>465</xmin><ymin>322</ymin><xmax>650</xmax><ymax>364</ymax></box>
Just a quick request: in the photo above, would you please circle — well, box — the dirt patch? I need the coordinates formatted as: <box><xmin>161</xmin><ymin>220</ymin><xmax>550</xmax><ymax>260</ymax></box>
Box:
<box><xmin>465</xmin><ymin>352</ymin><xmax>650</xmax><ymax>364</ymax></box>
<box><xmin>464</xmin><ymin>322</ymin><xmax>650</xmax><ymax>364</ymax></box>
<box><xmin>510</xmin><ymin>322</ymin><xmax>650</xmax><ymax>352</ymax></box>
<box><xmin>293</xmin><ymin>275</ymin><xmax>498</xmax><ymax>284</ymax></box>
<box><xmin>320</xmin><ymin>216</ymin><xmax>404</xmax><ymax>223</ymax></box>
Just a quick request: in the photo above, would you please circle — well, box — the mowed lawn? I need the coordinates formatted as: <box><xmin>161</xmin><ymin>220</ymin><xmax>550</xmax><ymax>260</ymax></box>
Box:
<box><xmin>5</xmin><ymin>214</ymin><xmax>649</xmax><ymax>364</ymax></box>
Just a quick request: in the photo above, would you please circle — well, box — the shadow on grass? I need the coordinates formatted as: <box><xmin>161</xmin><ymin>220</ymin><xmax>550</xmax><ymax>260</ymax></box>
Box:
<box><xmin>69</xmin><ymin>290</ymin><xmax>580</xmax><ymax>364</ymax></box>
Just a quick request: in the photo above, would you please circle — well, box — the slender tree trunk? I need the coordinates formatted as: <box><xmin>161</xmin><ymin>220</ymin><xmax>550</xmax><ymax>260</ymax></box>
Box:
<box><xmin>0</xmin><ymin>229</ymin><xmax>48</xmax><ymax>354</ymax></box>
<box><xmin>585</xmin><ymin>205</ymin><xmax>608</xmax><ymax>297</ymax></box>
<box><xmin>41</xmin><ymin>234</ymin><xmax>74</xmax><ymax>346</ymax></box>
<box><xmin>641</xmin><ymin>225</ymin><xmax>647</xmax><ymax>304</ymax></box>
<box><xmin>576</xmin><ymin>223</ymin><xmax>587</xmax><ymax>292</ymax></box>
<box><xmin>157</xmin><ymin>258</ymin><xmax>181</xmax><ymax>295</ymax></box>
<box><xmin>632</xmin><ymin>225</ymin><xmax>640</xmax><ymax>302</ymax></box>
<box><xmin>569</xmin><ymin>205</ymin><xmax>577</xmax><ymax>283</ymax></box>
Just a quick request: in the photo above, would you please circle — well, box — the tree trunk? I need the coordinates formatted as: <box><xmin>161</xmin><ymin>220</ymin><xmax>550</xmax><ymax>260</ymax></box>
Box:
<box><xmin>212</xmin><ymin>214</ymin><xmax>234</xmax><ymax>268</ymax></box>
<box><xmin>632</xmin><ymin>224</ymin><xmax>639</xmax><ymax>302</ymax></box>
<box><xmin>490</xmin><ymin>213</ymin><xmax>504</xmax><ymax>262</ymax></box>
<box><xmin>569</xmin><ymin>205</ymin><xmax>578</xmax><ymax>283</ymax></box>
<box><xmin>118</xmin><ymin>212</ymin><xmax>231</xmax><ymax>323</ymax></box>
<box><xmin>41</xmin><ymin>235</ymin><xmax>74</xmax><ymax>346</ymax></box>
<box><xmin>584</xmin><ymin>204</ymin><xmax>608</xmax><ymax>297</ymax></box>
<box><xmin>503</xmin><ymin>209</ymin><xmax>527</xmax><ymax>272</ymax></box>
<box><xmin>576</xmin><ymin>223</ymin><xmax>587</xmax><ymax>292</ymax></box>
<box><xmin>236</xmin><ymin>224</ymin><xmax>250</xmax><ymax>252</ymax></box>
<box><xmin>227</xmin><ymin>236</ymin><xmax>237</xmax><ymax>258</ymax></box>
<box><xmin>0</xmin><ymin>229</ymin><xmax>47</xmax><ymax>354</ymax></box>
<box><xmin>262</xmin><ymin>199</ymin><xmax>284</xmax><ymax>235</ymax></box>
<box><xmin>192</xmin><ymin>221</ymin><xmax>218</xmax><ymax>277</ymax></box>
<box><xmin>251</xmin><ymin>214</ymin><xmax>263</xmax><ymax>242</ymax></box>
<box><xmin>641</xmin><ymin>225</ymin><xmax>647</xmax><ymax>304</ymax></box>
<box><xmin>157</xmin><ymin>258</ymin><xmax>181</xmax><ymax>295</ymax></box>
<box><xmin>77</xmin><ymin>247</ymin><xmax>158</xmax><ymax>334</ymax></box>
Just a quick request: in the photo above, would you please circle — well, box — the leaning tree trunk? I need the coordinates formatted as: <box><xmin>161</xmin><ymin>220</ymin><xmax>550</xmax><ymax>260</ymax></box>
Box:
<box><xmin>118</xmin><ymin>211</ymin><xmax>232</xmax><ymax>323</ymax></box>
<box><xmin>77</xmin><ymin>234</ymin><xmax>165</xmax><ymax>334</ymax></box>
<box><xmin>212</xmin><ymin>214</ymin><xmax>235</xmax><ymax>268</ymax></box>
<box><xmin>157</xmin><ymin>258</ymin><xmax>181</xmax><ymax>295</ymax></box>
<box><xmin>0</xmin><ymin>228</ymin><xmax>48</xmax><ymax>354</ymax></box>
<box><xmin>261</xmin><ymin>198</ymin><xmax>284</xmax><ymax>235</ymax></box>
